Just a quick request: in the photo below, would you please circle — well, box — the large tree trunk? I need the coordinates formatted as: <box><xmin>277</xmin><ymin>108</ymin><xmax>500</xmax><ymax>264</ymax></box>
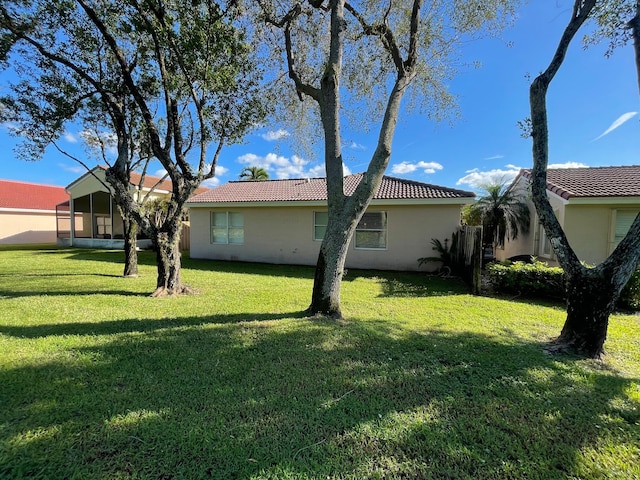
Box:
<box><xmin>151</xmin><ymin>222</ymin><xmax>191</xmax><ymax>297</ymax></box>
<box><xmin>550</xmin><ymin>269</ymin><xmax>616</xmax><ymax>358</ymax></box>
<box><xmin>122</xmin><ymin>213</ymin><xmax>138</xmax><ymax>278</ymax></box>
<box><xmin>308</xmin><ymin>221</ymin><xmax>354</xmax><ymax>318</ymax></box>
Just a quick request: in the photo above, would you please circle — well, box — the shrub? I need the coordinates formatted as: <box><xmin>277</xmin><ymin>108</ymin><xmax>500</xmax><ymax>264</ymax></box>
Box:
<box><xmin>486</xmin><ymin>260</ymin><xmax>565</xmax><ymax>300</ymax></box>
<box><xmin>619</xmin><ymin>269</ymin><xmax>640</xmax><ymax>311</ymax></box>
<box><xmin>487</xmin><ymin>260</ymin><xmax>640</xmax><ymax>311</ymax></box>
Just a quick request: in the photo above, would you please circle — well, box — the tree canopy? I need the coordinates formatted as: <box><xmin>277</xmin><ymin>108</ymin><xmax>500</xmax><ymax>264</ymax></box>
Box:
<box><xmin>463</xmin><ymin>182</ymin><xmax>530</xmax><ymax>250</ymax></box>
<box><xmin>239</xmin><ymin>166</ymin><xmax>270</xmax><ymax>181</ymax></box>
<box><xmin>1</xmin><ymin>0</ymin><xmax>266</xmax><ymax>295</ymax></box>
<box><xmin>256</xmin><ymin>0</ymin><xmax>522</xmax><ymax>318</ymax></box>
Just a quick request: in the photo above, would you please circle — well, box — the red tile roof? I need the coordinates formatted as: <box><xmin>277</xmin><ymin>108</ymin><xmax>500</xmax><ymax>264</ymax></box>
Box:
<box><xmin>0</xmin><ymin>179</ymin><xmax>69</xmax><ymax>211</ymax></box>
<box><xmin>127</xmin><ymin>170</ymin><xmax>210</xmax><ymax>196</ymax></box>
<box><xmin>188</xmin><ymin>173</ymin><xmax>475</xmax><ymax>204</ymax></box>
<box><xmin>521</xmin><ymin>165</ymin><xmax>640</xmax><ymax>199</ymax></box>
<box><xmin>129</xmin><ymin>170</ymin><xmax>174</xmax><ymax>192</ymax></box>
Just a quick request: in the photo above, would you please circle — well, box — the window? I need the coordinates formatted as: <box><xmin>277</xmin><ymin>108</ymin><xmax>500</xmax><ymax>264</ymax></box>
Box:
<box><xmin>314</xmin><ymin>211</ymin><xmax>328</xmax><ymax>241</ymax></box>
<box><xmin>614</xmin><ymin>210</ymin><xmax>639</xmax><ymax>248</ymax></box>
<box><xmin>211</xmin><ymin>212</ymin><xmax>244</xmax><ymax>244</ymax></box>
<box><xmin>538</xmin><ymin>209</ymin><xmax>559</xmax><ymax>259</ymax></box>
<box><xmin>96</xmin><ymin>215</ymin><xmax>112</xmax><ymax>236</ymax></box>
<box><xmin>355</xmin><ymin>212</ymin><xmax>387</xmax><ymax>249</ymax></box>
<box><xmin>540</xmin><ymin>226</ymin><xmax>552</xmax><ymax>257</ymax></box>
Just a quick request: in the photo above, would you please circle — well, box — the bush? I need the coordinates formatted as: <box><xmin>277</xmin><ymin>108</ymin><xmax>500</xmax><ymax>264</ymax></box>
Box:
<box><xmin>487</xmin><ymin>260</ymin><xmax>640</xmax><ymax>311</ymax></box>
<box><xmin>486</xmin><ymin>260</ymin><xmax>565</xmax><ymax>300</ymax></box>
<box><xmin>619</xmin><ymin>269</ymin><xmax>640</xmax><ymax>311</ymax></box>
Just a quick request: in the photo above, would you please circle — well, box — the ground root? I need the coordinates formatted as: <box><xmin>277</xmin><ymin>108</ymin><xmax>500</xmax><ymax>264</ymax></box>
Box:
<box><xmin>543</xmin><ymin>338</ymin><xmax>604</xmax><ymax>360</ymax></box>
<box><xmin>305</xmin><ymin>305</ymin><xmax>344</xmax><ymax>321</ymax></box>
<box><xmin>150</xmin><ymin>284</ymin><xmax>198</xmax><ymax>298</ymax></box>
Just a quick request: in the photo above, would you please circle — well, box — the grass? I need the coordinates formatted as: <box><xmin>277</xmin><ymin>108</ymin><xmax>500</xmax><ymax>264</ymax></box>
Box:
<box><xmin>1</xmin><ymin>246</ymin><xmax>639</xmax><ymax>479</ymax></box>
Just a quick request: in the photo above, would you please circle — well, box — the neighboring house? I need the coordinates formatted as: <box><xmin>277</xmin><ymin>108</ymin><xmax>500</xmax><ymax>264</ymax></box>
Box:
<box><xmin>186</xmin><ymin>174</ymin><xmax>475</xmax><ymax>271</ymax></box>
<box><xmin>498</xmin><ymin>165</ymin><xmax>640</xmax><ymax>266</ymax></box>
<box><xmin>0</xmin><ymin>179</ymin><xmax>69</xmax><ymax>245</ymax></box>
<box><xmin>60</xmin><ymin>166</ymin><xmax>208</xmax><ymax>250</ymax></box>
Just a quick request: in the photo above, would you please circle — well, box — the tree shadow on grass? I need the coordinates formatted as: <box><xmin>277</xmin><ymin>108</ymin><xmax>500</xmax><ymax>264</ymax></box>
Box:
<box><xmin>0</xmin><ymin>311</ymin><xmax>309</xmax><ymax>338</ymax></box>
<box><xmin>52</xmin><ymin>248</ymin><xmax>320</xmax><ymax>280</ymax></box>
<box><xmin>0</xmin><ymin>286</ymin><xmax>149</xmax><ymax>299</ymax></box>
<box><xmin>32</xmin><ymin>249</ymin><xmax>472</xmax><ymax>300</ymax></box>
<box><xmin>1</xmin><ymin>317</ymin><xmax>638</xmax><ymax>479</ymax></box>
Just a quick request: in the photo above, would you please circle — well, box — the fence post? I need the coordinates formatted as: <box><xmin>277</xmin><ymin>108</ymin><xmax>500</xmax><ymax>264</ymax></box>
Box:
<box><xmin>472</xmin><ymin>226</ymin><xmax>482</xmax><ymax>295</ymax></box>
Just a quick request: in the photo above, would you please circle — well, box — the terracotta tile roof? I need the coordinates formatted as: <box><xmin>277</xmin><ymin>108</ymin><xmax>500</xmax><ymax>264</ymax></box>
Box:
<box><xmin>127</xmin><ymin>170</ymin><xmax>210</xmax><ymax>196</ymax></box>
<box><xmin>188</xmin><ymin>173</ymin><xmax>475</xmax><ymax>204</ymax></box>
<box><xmin>0</xmin><ymin>179</ymin><xmax>69</xmax><ymax>211</ymax></box>
<box><xmin>129</xmin><ymin>170</ymin><xmax>174</xmax><ymax>192</ymax></box>
<box><xmin>521</xmin><ymin>165</ymin><xmax>640</xmax><ymax>199</ymax></box>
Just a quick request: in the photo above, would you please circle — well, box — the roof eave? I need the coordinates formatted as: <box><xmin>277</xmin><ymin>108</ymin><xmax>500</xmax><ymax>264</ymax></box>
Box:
<box><xmin>566</xmin><ymin>196</ymin><xmax>640</xmax><ymax>205</ymax></box>
<box><xmin>186</xmin><ymin>197</ymin><xmax>474</xmax><ymax>208</ymax></box>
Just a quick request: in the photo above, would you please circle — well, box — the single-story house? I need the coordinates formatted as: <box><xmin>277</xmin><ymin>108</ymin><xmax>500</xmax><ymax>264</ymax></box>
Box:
<box><xmin>498</xmin><ymin>165</ymin><xmax>640</xmax><ymax>266</ymax></box>
<box><xmin>0</xmin><ymin>179</ymin><xmax>70</xmax><ymax>245</ymax></box>
<box><xmin>186</xmin><ymin>174</ymin><xmax>476</xmax><ymax>271</ymax></box>
<box><xmin>60</xmin><ymin>166</ymin><xmax>208</xmax><ymax>250</ymax></box>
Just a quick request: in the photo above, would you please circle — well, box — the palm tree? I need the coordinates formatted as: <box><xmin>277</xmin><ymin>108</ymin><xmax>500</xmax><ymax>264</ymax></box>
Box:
<box><xmin>239</xmin><ymin>166</ymin><xmax>269</xmax><ymax>181</ymax></box>
<box><xmin>463</xmin><ymin>182</ymin><xmax>530</xmax><ymax>253</ymax></box>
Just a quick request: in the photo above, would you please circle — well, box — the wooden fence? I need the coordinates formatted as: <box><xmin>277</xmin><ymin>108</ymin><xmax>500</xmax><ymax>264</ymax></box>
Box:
<box><xmin>451</xmin><ymin>225</ymin><xmax>483</xmax><ymax>295</ymax></box>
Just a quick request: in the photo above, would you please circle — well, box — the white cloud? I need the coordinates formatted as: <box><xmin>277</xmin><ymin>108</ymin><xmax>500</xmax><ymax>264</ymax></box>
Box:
<box><xmin>483</xmin><ymin>154</ymin><xmax>505</xmax><ymax>161</ymax></box>
<box><xmin>261</xmin><ymin>129</ymin><xmax>290</xmax><ymax>141</ymax></box>
<box><xmin>593</xmin><ymin>112</ymin><xmax>638</xmax><ymax>141</ymax></box>
<box><xmin>346</xmin><ymin>141</ymin><xmax>366</xmax><ymax>150</ymax></box>
<box><xmin>212</xmin><ymin>165</ymin><xmax>228</xmax><ymax>176</ymax></box>
<box><xmin>456</xmin><ymin>164</ymin><xmax>522</xmax><ymax>189</ymax></box>
<box><xmin>237</xmin><ymin>152</ymin><xmax>351</xmax><ymax>179</ymax></box>
<box><xmin>154</xmin><ymin>168</ymin><xmax>168</xmax><ymax>178</ymax></box>
<box><xmin>202</xmin><ymin>177</ymin><xmax>221</xmax><ymax>188</ymax></box>
<box><xmin>391</xmin><ymin>161</ymin><xmax>443</xmax><ymax>175</ymax></box>
<box><xmin>63</xmin><ymin>131</ymin><xmax>78</xmax><ymax>143</ymax></box>
<box><xmin>80</xmin><ymin>130</ymin><xmax>118</xmax><ymax>155</ymax></box>
<box><xmin>308</xmin><ymin>164</ymin><xmax>326</xmax><ymax>178</ymax></box>
<box><xmin>548</xmin><ymin>162</ymin><xmax>587</xmax><ymax>169</ymax></box>
<box><xmin>59</xmin><ymin>163</ymin><xmax>86</xmax><ymax>174</ymax></box>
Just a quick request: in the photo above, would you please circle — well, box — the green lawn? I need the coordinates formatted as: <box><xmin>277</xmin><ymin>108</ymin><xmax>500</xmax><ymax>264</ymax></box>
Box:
<box><xmin>1</xmin><ymin>246</ymin><xmax>639</xmax><ymax>479</ymax></box>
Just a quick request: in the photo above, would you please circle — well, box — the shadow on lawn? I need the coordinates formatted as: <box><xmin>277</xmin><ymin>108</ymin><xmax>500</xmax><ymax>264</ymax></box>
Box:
<box><xmin>0</xmin><ymin>311</ymin><xmax>309</xmax><ymax>338</ymax></box>
<box><xmin>28</xmin><ymin>249</ymin><xmax>469</xmax><ymax>297</ymax></box>
<box><xmin>34</xmin><ymin>248</ymin><xmax>470</xmax><ymax>298</ymax></box>
<box><xmin>51</xmin><ymin>248</ymin><xmax>320</xmax><ymax>280</ymax></box>
<box><xmin>1</xmin><ymin>318</ymin><xmax>638</xmax><ymax>479</ymax></box>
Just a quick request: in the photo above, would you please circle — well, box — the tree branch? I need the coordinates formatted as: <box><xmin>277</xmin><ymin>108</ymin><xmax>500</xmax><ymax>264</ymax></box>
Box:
<box><xmin>344</xmin><ymin>1</ymin><xmax>405</xmax><ymax>72</ymax></box>
<box><xmin>259</xmin><ymin>2</ymin><xmax>321</xmax><ymax>101</ymax></box>
<box><xmin>529</xmin><ymin>0</ymin><xmax>596</xmax><ymax>272</ymax></box>
<box><xmin>76</xmin><ymin>0</ymin><xmax>173</xmax><ymax>175</ymax></box>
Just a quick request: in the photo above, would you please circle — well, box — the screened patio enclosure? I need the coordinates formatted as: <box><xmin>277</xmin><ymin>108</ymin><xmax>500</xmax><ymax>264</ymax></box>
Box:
<box><xmin>57</xmin><ymin>190</ymin><xmax>153</xmax><ymax>249</ymax></box>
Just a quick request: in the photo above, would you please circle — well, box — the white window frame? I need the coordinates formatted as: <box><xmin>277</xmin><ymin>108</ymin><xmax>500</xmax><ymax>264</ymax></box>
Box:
<box><xmin>96</xmin><ymin>215</ymin><xmax>112</xmax><ymax>237</ymax></box>
<box><xmin>313</xmin><ymin>211</ymin><xmax>328</xmax><ymax>241</ymax></box>
<box><xmin>537</xmin><ymin>209</ymin><xmax>559</xmax><ymax>260</ymax></box>
<box><xmin>355</xmin><ymin>211</ymin><xmax>387</xmax><ymax>250</ymax></box>
<box><xmin>211</xmin><ymin>211</ymin><xmax>244</xmax><ymax>245</ymax></box>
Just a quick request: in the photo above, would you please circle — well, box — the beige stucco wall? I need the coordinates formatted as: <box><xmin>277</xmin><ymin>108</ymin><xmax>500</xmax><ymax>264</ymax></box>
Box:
<box><xmin>562</xmin><ymin>205</ymin><xmax>610</xmax><ymax>265</ymax></box>
<box><xmin>563</xmin><ymin>204</ymin><xmax>640</xmax><ymax>266</ymax></box>
<box><xmin>0</xmin><ymin>211</ymin><xmax>58</xmax><ymax>244</ymax></box>
<box><xmin>498</xmin><ymin>177</ymin><xmax>639</xmax><ymax>266</ymax></box>
<box><xmin>189</xmin><ymin>204</ymin><xmax>464</xmax><ymax>271</ymax></box>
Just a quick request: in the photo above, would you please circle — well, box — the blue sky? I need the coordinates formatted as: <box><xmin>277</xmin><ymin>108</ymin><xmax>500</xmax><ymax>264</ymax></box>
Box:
<box><xmin>1</xmin><ymin>1</ymin><xmax>638</xmax><ymax>192</ymax></box>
